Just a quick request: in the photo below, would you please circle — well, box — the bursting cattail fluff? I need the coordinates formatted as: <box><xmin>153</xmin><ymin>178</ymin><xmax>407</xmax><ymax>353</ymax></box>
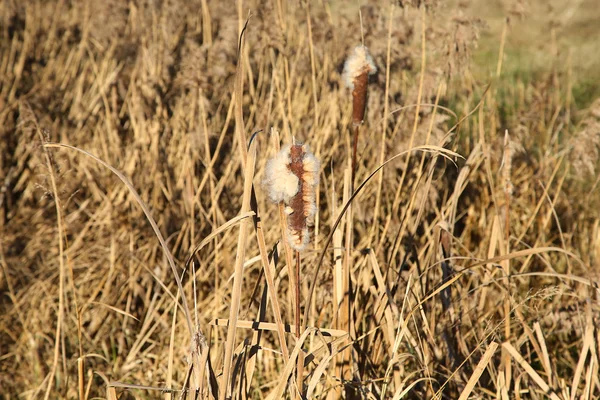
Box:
<box><xmin>342</xmin><ymin>45</ymin><xmax>377</xmax><ymax>126</ymax></box>
<box><xmin>264</xmin><ymin>144</ymin><xmax>320</xmax><ymax>251</ymax></box>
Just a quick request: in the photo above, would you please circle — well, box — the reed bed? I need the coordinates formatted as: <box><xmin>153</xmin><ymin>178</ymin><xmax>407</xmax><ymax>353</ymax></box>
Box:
<box><xmin>1</xmin><ymin>0</ymin><xmax>600</xmax><ymax>399</ymax></box>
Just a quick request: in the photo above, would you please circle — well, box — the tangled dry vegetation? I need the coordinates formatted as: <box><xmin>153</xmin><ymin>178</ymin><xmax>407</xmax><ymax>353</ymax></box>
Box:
<box><xmin>1</xmin><ymin>0</ymin><xmax>600</xmax><ymax>399</ymax></box>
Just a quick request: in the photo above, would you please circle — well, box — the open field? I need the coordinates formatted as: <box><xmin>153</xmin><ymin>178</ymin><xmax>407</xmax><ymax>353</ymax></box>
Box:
<box><xmin>1</xmin><ymin>0</ymin><xmax>600</xmax><ymax>398</ymax></box>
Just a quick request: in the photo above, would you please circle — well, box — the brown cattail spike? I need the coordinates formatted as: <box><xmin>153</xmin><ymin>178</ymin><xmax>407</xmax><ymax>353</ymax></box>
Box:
<box><xmin>343</xmin><ymin>45</ymin><xmax>377</xmax><ymax>126</ymax></box>
<box><xmin>264</xmin><ymin>143</ymin><xmax>320</xmax><ymax>251</ymax></box>
<box><xmin>352</xmin><ymin>72</ymin><xmax>369</xmax><ymax>126</ymax></box>
<box><xmin>288</xmin><ymin>145</ymin><xmax>309</xmax><ymax>250</ymax></box>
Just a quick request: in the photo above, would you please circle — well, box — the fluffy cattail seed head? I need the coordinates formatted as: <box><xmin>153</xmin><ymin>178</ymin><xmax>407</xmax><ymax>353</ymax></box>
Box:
<box><xmin>342</xmin><ymin>45</ymin><xmax>377</xmax><ymax>126</ymax></box>
<box><xmin>264</xmin><ymin>144</ymin><xmax>320</xmax><ymax>251</ymax></box>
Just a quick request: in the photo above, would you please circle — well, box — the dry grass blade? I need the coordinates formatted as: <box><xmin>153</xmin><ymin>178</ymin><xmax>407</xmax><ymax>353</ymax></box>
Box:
<box><xmin>457</xmin><ymin>342</ymin><xmax>499</xmax><ymax>400</ymax></box>
<box><xmin>571</xmin><ymin>323</ymin><xmax>595</xmax><ymax>399</ymax></box>
<box><xmin>265</xmin><ymin>327</ymin><xmax>314</xmax><ymax>400</ymax></box>
<box><xmin>184</xmin><ymin>212</ymin><xmax>256</xmax><ymax>269</ymax></box>
<box><xmin>210</xmin><ymin>319</ymin><xmax>346</xmax><ymax>337</ymax></box>
<box><xmin>502</xmin><ymin>342</ymin><xmax>561</xmax><ymax>400</ymax></box>
<box><xmin>392</xmin><ymin>377</ymin><xmax>433</xmax><ymax>400</ymax></box>
<box><xmin>89</xmin><ymin>301</ymin><xmax>139</xmax><ymax>322</ymax></box>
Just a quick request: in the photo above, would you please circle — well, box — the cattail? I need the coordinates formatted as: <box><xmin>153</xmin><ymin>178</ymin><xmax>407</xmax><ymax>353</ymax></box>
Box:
<box><xmin>264</xmin><ymin>143</ymin><xmax>320</xmax><ymax>251</ymax></box>
<box><xmin>342</xmin><ymin>45</ymin><xmax>377</xmax><ymax>126</ymax></box>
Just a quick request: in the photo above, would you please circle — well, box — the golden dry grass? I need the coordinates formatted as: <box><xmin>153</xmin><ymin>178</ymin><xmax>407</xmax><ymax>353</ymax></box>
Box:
<box><xmin>1</xmin><ymin>0</ymin><xmax>600</xmax><ymax>399</ymax></box>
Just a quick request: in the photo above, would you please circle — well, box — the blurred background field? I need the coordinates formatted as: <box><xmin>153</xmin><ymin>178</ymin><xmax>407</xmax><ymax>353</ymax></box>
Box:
<box><xmin>1</xmin><ymin>0</ymin><xmax>599</xmax><ymax>398</ymax></box>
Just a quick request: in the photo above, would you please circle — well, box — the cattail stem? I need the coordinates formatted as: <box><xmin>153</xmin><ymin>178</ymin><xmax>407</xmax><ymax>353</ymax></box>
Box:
<box><xmin>351</xmin><ymin>124</ymin><xmax>360</xmax><ymax>187</ymax></box>
<box><xmin>295</xmin><ymin>250</ymin><xmax>304</xmax><ymax>396</ymax></box>
<box><xmin>295</xmin><ymin>250</ymin><xmax>301</xmax><ymax>338</ymax></box>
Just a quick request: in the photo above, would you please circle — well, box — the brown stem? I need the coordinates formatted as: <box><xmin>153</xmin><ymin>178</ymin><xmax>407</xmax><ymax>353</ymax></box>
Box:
<box><xmin>295</xmin><ymin>250</ymin><xmax>301</xmax><ymax>338</ymax></box>
<box><xmin>295</xmin><ymin>250</ymin><xmax>304</xmax><ymax>397</ymax></box>
<box><xmin>351</xmin><ymin>124</ymin><xmax>360</xmax><ymax>188</ymax></box>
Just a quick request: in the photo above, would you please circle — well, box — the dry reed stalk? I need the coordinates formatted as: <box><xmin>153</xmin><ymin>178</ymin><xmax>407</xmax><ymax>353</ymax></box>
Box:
<box><xmin>496</xmin><ymin>17</ymin><xmax>508</xmax><ymax>77</ymax></box>
<box><xmin>306</xmin><ymin>4</ymin><xmax>319</xmax><ymax>129</ymax></box>
<box><xmin>501</xmin><ymin>130</ymin><xmax>513</xmax><ymax>390</ymax></box>
<box><xmin>331</xmin><ymin>171</ymin><xmax>344</xmax><ymax>327</ymax></box>
<box><xmin>200</xmin><ymin>0</ymin><xmax>212</xmax><ymax>46</ymax></box>
<box><xmin>219</xmin><ymin>139</ymin><xmax>257</xmax><ymax>400</ymax></box>
<box><xmin>337</xmin><ymin>167</ymin><xmax>353</xmax><ymax>392</ymax></box>
<box><xmin>77</xmin><ymin>357</ymin><xmax>84</xmax><ymax>400</ymax></box>
<box><xmin>165</xmin><ymin>290</ymin><xmax>178</xmax><ymax>400</ymax></box>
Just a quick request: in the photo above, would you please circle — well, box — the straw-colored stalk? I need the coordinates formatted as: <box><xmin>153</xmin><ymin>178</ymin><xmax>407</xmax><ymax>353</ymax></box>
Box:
<box><xmin>501</xmin><ymin>129</ymin><xmax>514</xmax><ymax>388</ymax></box>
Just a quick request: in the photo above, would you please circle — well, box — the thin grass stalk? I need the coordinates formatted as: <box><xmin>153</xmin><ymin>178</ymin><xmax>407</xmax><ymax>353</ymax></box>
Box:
<box><xmin>249</xmin><ymin>189</ymin><xmax>295</xmax><ymax>396</ymax></box>
<box><xmin>306</xmin><ymin>4</ymin><xmax>319</xmax><ymax>129</ymax></box>
<box><xmin>77</xmin><ymin>358</ymin><xmax>84</xmax><ymax>400</ymax></box>
<box><xmin>496</xmin><ymin>17</ymin><xmax>508</xmax><ymax>77</ymax></box>
<box><xmin>165</xmin><ymin>290</ymin><xmax>178</xmax><ymax>400</ymax></box>
<box><xmin>502</xmin><ymin>130</ymin><xmax>513</xmax><ymax>390</ymax></box>
<box><xmin>295</xmin><ymin>252</ymin><xmax>301</xmax><ymax>338</ymax></box>
<box><xmin>31</xmin><ymin>114</ymin><xmax>66</xmax><ymax>400</ymax></box>
<box><xmin>351</xmin><ymin>125</ymin><xmax>360</xmax><ymax>186</ymax></box>
<box><xmin>340</xmin><ymin>167</ymin><xmax>353</xmax><ymax>387</ymax></box>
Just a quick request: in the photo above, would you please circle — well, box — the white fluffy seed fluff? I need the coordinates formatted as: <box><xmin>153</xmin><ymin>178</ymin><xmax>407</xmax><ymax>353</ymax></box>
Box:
<box><xmin>264</xmin><ymin>145</ymin><xmax>300</xmax><ymax>203</ymax></box>
<box><xmin>263</xmin><ymin>144</ymin><xmax>320</xmax><ymax>251</ymax></box>
<box><xmin>342</xmin><ymin>45</ymin><xmax>377</xmax><ymax>89</ymax></box>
